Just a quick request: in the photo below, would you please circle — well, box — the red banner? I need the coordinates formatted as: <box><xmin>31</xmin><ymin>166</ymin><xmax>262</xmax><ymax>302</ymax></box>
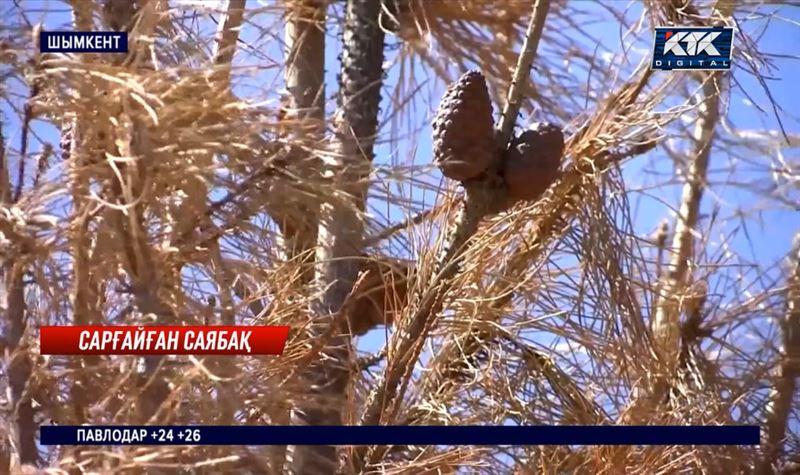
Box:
<box><xmin>40</xmin><ymin>326</ymin><xmax>290</xmax><ymax>355</ymax></box>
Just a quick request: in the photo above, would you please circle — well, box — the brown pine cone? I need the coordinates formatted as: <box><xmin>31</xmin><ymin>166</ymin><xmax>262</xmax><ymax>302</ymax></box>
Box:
<box><xmin>432</xmin><ymin>70</ymin><xmax>496</xmax><ymax>182</ymax></box>
<box><xmin>502</xmin><ymin>122</ymin><xmax>564</xmax><ymax>202</ymax></box>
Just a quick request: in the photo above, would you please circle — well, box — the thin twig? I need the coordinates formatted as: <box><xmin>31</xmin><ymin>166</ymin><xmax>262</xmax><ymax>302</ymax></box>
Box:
<box><xmin>495</xmin><ymin>0</ymin><xmax>551</xmax><ymax>149</ymax></box>
<box><xmin>363</xmin><ymin>205</ymin><xmax>440</xmax><ymax>247</ymax></box>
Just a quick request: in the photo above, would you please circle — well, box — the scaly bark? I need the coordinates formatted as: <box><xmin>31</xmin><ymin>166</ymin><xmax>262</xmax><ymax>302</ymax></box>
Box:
<box><xmin>290</xmin><ymin>1</ymin><xmax>385</xmax><ymax>473</ymax></box>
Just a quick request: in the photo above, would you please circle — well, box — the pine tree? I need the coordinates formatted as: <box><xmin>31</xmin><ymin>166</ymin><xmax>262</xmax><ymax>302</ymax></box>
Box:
<box><xmin>0</xmin><ymin>0</ymin><xmax>798</xmax><ymax>473</ymax></box>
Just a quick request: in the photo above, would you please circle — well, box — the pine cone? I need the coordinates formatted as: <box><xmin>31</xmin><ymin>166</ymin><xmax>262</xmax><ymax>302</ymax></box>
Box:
<box><xmin>502</xmin><ymin>122</ymin><xmax>564</xmax><ymax>202</ymax></box>
<box><xmin>432</xmin><ymin>70</ymin><xmax>496</xmax><ymax>181</ymax></box>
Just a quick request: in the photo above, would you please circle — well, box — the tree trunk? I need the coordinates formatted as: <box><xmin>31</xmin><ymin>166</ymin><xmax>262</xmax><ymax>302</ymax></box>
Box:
<box><xmin>3</xmin><ymin>262</ymin><xmax>37</xmax><ymax>465</ymax></box>
<box><xmin>290</xmin><ymin>1</ymin><xmax>385</xmax><ymax>473</ymax></box>
<box><xmin>1</xmin><ymin>98</ymin><xmax>37</xmax><ymax>470</ymax></box>
<box><xmin>273</xmin><ymin>1</ymin><xmax>327</xmax><ymax>471</ymax></box>
<box><xmin>278</xmin><ymin>0</ymin><xmax>326</xmax><ymax>262</ymax></box>
<box><xmin>65</xmin><ymin>0</ymin><xmax>104</xmax><ymax>427</ymax></box>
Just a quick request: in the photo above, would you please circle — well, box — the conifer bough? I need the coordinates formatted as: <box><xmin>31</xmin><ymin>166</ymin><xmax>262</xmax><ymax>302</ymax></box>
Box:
<box><xmin>354</xmin><ymin>73</ymin><xmax>565</xmax><ymax>470</ymax></box>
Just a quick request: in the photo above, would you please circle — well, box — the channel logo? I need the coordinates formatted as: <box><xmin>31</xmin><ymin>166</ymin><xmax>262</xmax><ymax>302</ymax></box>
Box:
<box><xmin>651</xmin><ymin>27</ymin><xmax>734</xmax><ymax>71</ymax></box>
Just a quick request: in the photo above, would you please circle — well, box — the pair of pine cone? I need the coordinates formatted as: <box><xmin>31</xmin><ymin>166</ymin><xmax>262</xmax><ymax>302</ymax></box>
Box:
<box><xmin>431</xmin><ymin>70</ymin><xmax>564</xmax><ymax>203</ymax></box>
<box><xmin>348</xmin><ymin>71</ymin><xmax>563</xmax><ymax>336</ymax></box>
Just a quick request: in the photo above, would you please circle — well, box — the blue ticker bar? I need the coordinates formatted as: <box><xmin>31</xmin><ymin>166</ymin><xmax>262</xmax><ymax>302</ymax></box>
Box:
<box><xmin>40</xmin><ymin>425</ymin><xmax>761</xmax><ymax>446</ymax></box>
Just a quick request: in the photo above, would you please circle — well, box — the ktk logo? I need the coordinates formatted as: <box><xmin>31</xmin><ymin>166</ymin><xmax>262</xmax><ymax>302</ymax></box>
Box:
<box><xmin>663</xmin><ymin>30</ymin><xmax>721</xmax><ymax>56</ymax></box>
<box><xmin>652</xmin><ymin>27</ymin><xmax>734</xmax><ymax>71</ymax></box>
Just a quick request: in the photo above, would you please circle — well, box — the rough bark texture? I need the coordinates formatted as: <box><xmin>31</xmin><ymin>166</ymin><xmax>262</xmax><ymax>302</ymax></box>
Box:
<box><xmin>290</xmin><ymin>1</ymin><xmax>385</xmax><ymax>474</ymax></box>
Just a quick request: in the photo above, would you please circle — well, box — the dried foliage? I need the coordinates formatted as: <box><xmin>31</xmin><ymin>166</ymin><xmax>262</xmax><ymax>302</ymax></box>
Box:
<box><xmin>0</xmin><ymin>0</ymin><xmax>799</xmax><ymax>474</ymax></box>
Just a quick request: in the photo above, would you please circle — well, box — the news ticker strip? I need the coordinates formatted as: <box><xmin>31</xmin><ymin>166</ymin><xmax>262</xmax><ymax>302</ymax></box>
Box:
<box><xmin>40</xmin><ymin>425</ymin><xmax>760</xmax><ymax>446</ymax></box>
<box><xmin>39</xmin><ymin>326</ymin><xmax>290</xmax><ymax>355</ymax></box>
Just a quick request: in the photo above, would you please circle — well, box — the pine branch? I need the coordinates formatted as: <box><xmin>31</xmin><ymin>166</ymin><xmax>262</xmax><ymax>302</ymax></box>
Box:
<box><xmin>414</xmin><ymin>71</ymin><xmax>658</xmax><ymax>424</ymax></box>
<box><xmin>495</xmin><ymin>0</ymin><xmax>550</xmax><ymax>149</ymax></box>
<box><xmin>351</xmin><ymin>1</ymin><xmax>555</xmax><ymax>470</ymax></box>
<box><xmin>651</xmin><ymin>73</ymin><xmax>721</xmax><ymax>400</ymax></box>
